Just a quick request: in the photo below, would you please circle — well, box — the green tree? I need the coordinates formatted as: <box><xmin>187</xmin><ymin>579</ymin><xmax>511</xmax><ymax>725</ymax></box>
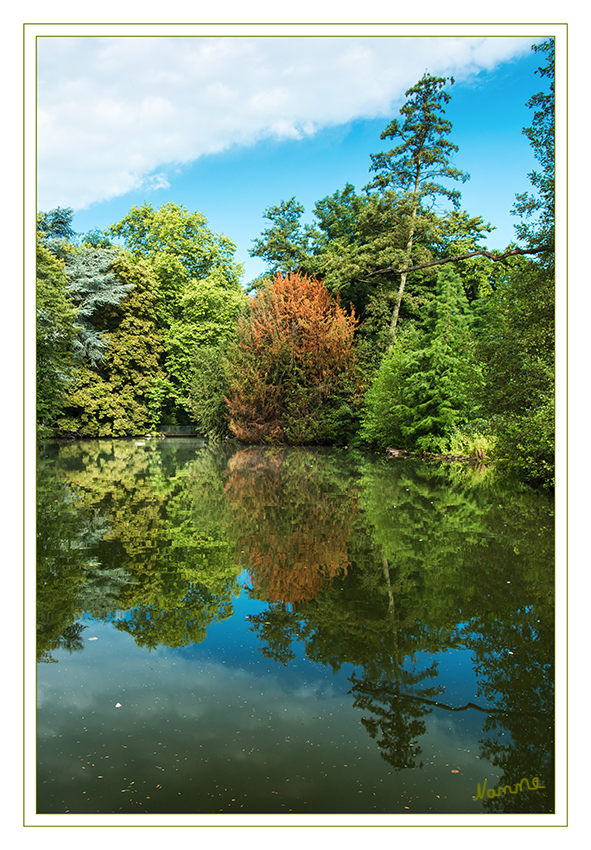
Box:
<box><xmin>512</xmin><ymin>39</ymin><xmax>555</xmax><ymax>256</ymax></box>
<box><xmin>108</xmin><ymin>201</ymin><xmax>242</xmax><ymax>325</ymax></box>
<box><xmin>309</xmin><ymin>183</ymin><xmax>370</xmax><ymax>251</ymax></box>
<box><xmin>37</xmin><ymin>206</ymin><xmax>76</xmax><ymax>259</ymax></box>
<box><xmin>64</xmin><ymin>247</ymin><xmax>133</xmax><ymax>366</ymax></box>
<box><xmin>365</xmin><ymin>73</ymin><xmax>471</xmax><ymax>337</ymax></box>
<box><xmin>108</xmin><ymin>202</ymin><xmax>244</xmax><ymax>424</ymax></box>
<box><xmin>165</xmin><ymin>272</ymin><xmax>247</xmax><ymax>418</ymax></box>
<box><xmin>188</xmin><ymin>346</ymin><xmax>231</xmax><ymax>438</ymax></box>
<box><xmin>362</xmin><ymin>266</ymin><xmax>483</xmax><ymax>452</ymax></box>
<box><xmin>477</xmin><ymin>258</ymin><xmax>554</xmax><ymax>486</ymax></box>
<box><xmin>58</xmin><ymin>253</ymin><xmax>164</xmax><ymax>437</ymax></box>
<box><xmin>249</xmin><ymin>197</ymin><xmax>311</xmax><ymax>276</ymax></box>
<box><xmin>36</xmin><ymin>236</ymin><xmax>79</xmax><ymax>436</ymax></box>
<box><xmin>311</xmin><ymin>184</ymin><xmax>488</xmax><ymax>364</ymax></box>
<box><xmin>37</xmin><ymin>206</ymin><xmax>76</xmax><ymax>240</ymax></box>
<box><xmin>477</xmin><ymin>40</ymin><xmax>555</xmax><ymax>488</ymax></box>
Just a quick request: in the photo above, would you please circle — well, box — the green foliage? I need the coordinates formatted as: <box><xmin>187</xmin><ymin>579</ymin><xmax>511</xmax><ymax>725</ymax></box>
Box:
<box><xmin>64</xmin><ymin>247</ymin><xmax>133</xmax><ymax>365</ymax></box>
<box><xmin>362</xmin><ymin>73</ymin><xmax>482</xmax><ymax>339</ymax></box>
<box><xmin>58</xmin><ymin>253</ymin><xmax>164</xmax><ymax>437</ymax></box>
<box><xmin>36</xmin><ymin>56</ymin><xmax>554</xmax><ymax>490</ymax></box>
<box><xmin>366</xmin><ymin>73</ymin><xmax>469</xmax><ymax>204</ymax></box>
<box><xmin>189</xmin><ymin>346</ymin><xmax>231</xmax><ymax>438</ymax></box>
<box><xmin>37</xmin><ymin>206</ymin><xmax>76</xmax><ymax>240</ymax></box>
<box><xmin>108</xmin><ymin>201</ymin><xmax>243</xmax><ymax>325</ymax></box>
<box><xmin>37</xmin><ymin>207</ymin><xmax>76</xmax><ymax>259</ymax></box>
<box><xmin>361</xmin><ymin>267</ymin><xmax>483</xmax><ymax>451</ymax></box>
<box><xmin>249</xmin><ymin>197</ymin><xmax>311</xmax><ymax>275</ymax></box>
<box><xmin>79</xmin><ymin>227</ymin><xmax>114</xmax><ymax>249</ymax></box>
<box><xmin>309</xmin><ymin>183</ymin><xmax>370</xmax><ymax>249</ymax></box>
<box><xmin>165</xmin><ymin>273</ymin><xmax>247</xmax><ymax>414</ymax></box>
<box><xmin>476</xmin><ymin>258</ymin><xmax>554</xmax><ymax>486</ymax></box>
<box><xmin>37</xmin><ymin>440</ymin><xmax>243</xmax><ymax>649</ymax></box>
<box><xmin>359</xmin><ymin>326</ymin><xmax>416</xmax><ymax>449</ymax></box>
<box><xmin>107</xmin><ymin>202</ymin><xmax>245</xmax><ymax>423</ymax></box>
<box><xmin>36</xmin><ymin>237</ymin><xmax>79</xmax><ymax>436</ymax></box>
<box><xmin>146</xmin><ymin>376</ymin><xmax>179</xmax><ymax>429</ymax></box>
<box><xmin>512</xmin><ymin>39</ymin><xmax>555</xmax><ymax>255</ymax></box>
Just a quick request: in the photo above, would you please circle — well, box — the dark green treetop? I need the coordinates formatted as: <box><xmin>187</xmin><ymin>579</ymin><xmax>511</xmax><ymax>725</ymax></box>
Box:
<box><xmin>366</xmin><ymin>73</ymin><xmax>469</xmax><ymax>207</ymax></box>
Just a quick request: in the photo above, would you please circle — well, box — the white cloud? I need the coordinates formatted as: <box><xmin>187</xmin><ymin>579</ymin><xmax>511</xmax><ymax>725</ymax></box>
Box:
<box><xmin>36</xmin><ymin>35</ymin><xmax>534</xmax><ymax>211</ymax></box>
<box><xmin>143</xmin><ymin>173</ymin><xmax>171</xmax><ymax>192</ymax></box>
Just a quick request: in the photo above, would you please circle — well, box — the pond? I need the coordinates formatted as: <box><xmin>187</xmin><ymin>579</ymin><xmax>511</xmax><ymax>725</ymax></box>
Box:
<box><xmin>36</xmin><ymin>438</ymin><xmax>555</xmax><ymax>818</ymax></box>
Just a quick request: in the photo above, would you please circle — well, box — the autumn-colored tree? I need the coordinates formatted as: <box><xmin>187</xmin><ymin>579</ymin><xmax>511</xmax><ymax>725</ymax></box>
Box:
<box><xmin>225</xmin><ymin>271</ymin><xmax>361</xmax><ymax>444</ymax></box>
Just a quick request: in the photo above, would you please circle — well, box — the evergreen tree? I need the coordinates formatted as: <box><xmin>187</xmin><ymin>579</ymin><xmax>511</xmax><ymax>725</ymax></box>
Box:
<box><xmin>64</xmin><ymin>247</ymin><xmax>133</xmax><ymax>366</ymax></box>
<box><xmin>37</xmin><ymin>207</ymin><xmax>76</xmax><ymax>259</ymax></box>
<box><xmin>478</xmin><ymin>40</ymin><xmax>555</xmax><ymax>487</ymax></box>
<box><xmin>365</xmin><ymin>73</ymin><xmax>471</xmax><ymax>337</ymax></box>
<box><xmin>362</xmin><ymin>266</ymin><xmax>482</xmax><ymax>452</ymax></box>
<box><xmin>477</xmin><ymin>258</ymin><xmax>554</xmax><ymax>486</ymax></box>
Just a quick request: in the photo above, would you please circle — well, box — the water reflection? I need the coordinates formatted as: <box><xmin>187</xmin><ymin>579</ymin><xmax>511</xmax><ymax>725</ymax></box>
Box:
<box><xmin>36</xmin><ymin>439</ymin><xmax>555</xmax><ymax>814</ymax></box>
<box><xmin>225</xmin><ymin>447</ymin><xmax>354</xmax><ymax>604</ymax></box>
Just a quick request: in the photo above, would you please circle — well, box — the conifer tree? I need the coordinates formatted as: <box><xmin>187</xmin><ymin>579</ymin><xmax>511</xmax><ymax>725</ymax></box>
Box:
<box><xmin>361</xmin><ymin>266</ymin><xmax>481</xmax><ymax>452</ymax></box>
<box><xmin>64</xmin><ymin>247</ymin><xmax>133</xmax><ymax>365</ymax></box>
<box><xmin>365</xmin><ymin>73</ymin><xmax>470</xmax><ymax>338</ymax></box>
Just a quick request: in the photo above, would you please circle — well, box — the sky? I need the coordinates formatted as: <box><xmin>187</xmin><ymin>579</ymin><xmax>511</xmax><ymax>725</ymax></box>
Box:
<box><xmin>36</xmin><ymin>32</ymin><xmax>552</xmax><ymax>285</ymax></box>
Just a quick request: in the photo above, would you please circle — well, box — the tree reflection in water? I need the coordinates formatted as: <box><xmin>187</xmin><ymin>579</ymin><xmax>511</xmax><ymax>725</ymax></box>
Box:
<box><xmin>36</xmin><ymin>440</ymin><xmax>554</xmax><ymax>813</ymax></box>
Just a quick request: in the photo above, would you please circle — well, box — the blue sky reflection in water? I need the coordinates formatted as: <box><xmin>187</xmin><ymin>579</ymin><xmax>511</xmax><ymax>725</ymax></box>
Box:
<box><xmin>36</xmin><ymin>440</ymin><xmax>554</xmax><ymax>817</ymax></box>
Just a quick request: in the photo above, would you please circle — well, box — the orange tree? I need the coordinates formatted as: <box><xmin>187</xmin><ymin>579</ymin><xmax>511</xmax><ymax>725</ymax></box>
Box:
<box><xmin>225</xmin><ymin>271</ymin><xmax>362</xmax><ymax>444</ymax></box>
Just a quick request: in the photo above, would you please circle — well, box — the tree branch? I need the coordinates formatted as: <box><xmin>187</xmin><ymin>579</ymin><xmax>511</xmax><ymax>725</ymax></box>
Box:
<box><xmin>367</xmin><ymin>244</ymin><xmax>554</xmax><ymax>277</ymax></box>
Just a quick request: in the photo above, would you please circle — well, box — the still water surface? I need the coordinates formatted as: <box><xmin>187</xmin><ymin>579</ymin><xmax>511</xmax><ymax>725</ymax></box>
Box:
<box><xmin>37</xmin><ymin>439</ymin><xmax>554</xmax><ymax>816</ymax></box>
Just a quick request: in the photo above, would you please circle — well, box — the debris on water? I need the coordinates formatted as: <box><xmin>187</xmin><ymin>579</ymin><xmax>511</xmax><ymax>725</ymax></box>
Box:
<box><xmin>88</xmin><ymin>637</ymin><xmax>98</xmax><ymax>641</ymax></box>
<box><xmin>115</xmin><ymin>703</ymin><xmax>122</xmax><ymax>708</ymax></box>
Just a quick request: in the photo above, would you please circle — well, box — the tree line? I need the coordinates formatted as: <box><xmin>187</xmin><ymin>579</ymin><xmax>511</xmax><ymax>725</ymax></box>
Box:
<box><xmin>37</xmin><ymin>40</ymin><xmax>555</xmax><ymax>487</ymax></box>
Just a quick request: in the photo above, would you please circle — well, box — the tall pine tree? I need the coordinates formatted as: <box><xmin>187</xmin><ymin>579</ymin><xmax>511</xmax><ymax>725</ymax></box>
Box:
<box><xmin>365</xmin><ymin>73</ymin><xmax>470</xmax><ymax>338</ymax></box>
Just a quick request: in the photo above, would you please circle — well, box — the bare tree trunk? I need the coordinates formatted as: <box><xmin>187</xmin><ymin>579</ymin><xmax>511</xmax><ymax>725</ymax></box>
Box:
<box><xmin>389</xmin><ymin>182</ymin><xmax>419</xmax><ymax>342</ymax></box>
<box><xmin>390</xmin><ymin>269</ymin><xmax>408</xmax><ymax>339</ymax></box>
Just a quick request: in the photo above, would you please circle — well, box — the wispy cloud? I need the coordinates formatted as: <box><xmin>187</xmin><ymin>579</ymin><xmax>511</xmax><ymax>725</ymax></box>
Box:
<box><xmin>36</xmin><ymin>35</ymin><xmax>533</xmax><ymax>211</ymax></box>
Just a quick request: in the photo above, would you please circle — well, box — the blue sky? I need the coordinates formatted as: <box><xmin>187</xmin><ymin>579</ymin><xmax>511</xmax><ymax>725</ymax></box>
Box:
<box><xmin>37</xmin><ymin>33</ymin><xmax>550</xmax><ymax>285</ymax></box>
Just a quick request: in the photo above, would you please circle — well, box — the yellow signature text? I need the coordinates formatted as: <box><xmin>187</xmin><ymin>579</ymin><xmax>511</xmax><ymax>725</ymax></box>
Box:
<box><xmin>472</xmin><ymin>776</ymin><xmax>545</xmax><ymax>801</ymax></box>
